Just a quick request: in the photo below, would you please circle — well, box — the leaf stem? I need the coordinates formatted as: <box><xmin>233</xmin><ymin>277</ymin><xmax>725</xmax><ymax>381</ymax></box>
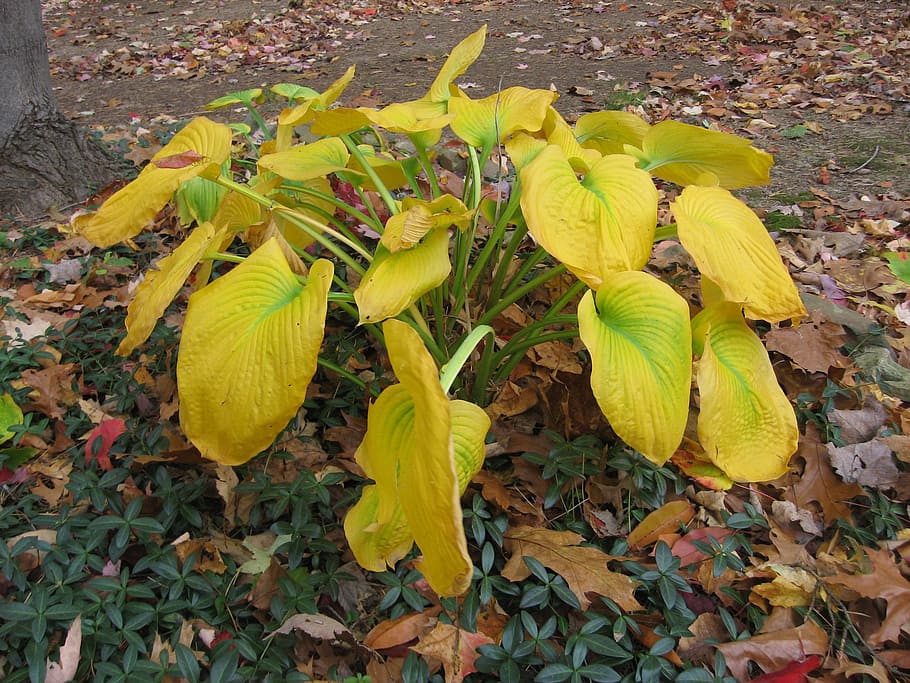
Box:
<box><xmin>439</xmin><ymin>325</ymin><xmax>494</xmax><ymax>394</ymax></box>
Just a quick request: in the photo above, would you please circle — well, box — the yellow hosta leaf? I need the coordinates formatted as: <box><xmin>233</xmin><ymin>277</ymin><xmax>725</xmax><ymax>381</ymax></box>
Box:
<box><xmin>244</xmin><ymin>218</ymin><xmax>308</xmax><ymax>275</ymax></box>
<box><xmin>118</xmin><ymin>222</ymin><xmax>223</xmax><ymax>356</ymax></box>
<box><xmin>74</xmin><ymin>117</ymin><xmax>232</xmax><ymax>247</ymax></box>
<box><xmin>672</xmin><ymin>186</ymin><xmax>806</xmax><ymax>323</ymax></box>
<box><xmin>541</xmin><ymin>107</ymin><xmax>600</xmax><ymax>168</ymax></box>
<box><xmin>381</xmin><ymin>195</ymin><xmax>472</xmax><ymax>252</ymax></box>
<box><xmin>575</xmin><ymin>110</ymin><xmax>651</xmax><ymax>155</ymax></box>
<box><xmin>178</xmin><ymin>239</ymin><xmax>332</xmax><ymax>465</ymax></box>
<box><xmin>355</xmin><ymin>227</ymin><xmax>451</xmax><ymax>324</ymax></box>
<box><xmin>271</xmin><ymin>176</ymin><xmax>336</xmax><ymax>250</ymax></box>
<box><xmin>258</xmin><ymin>137</ymin><xmax>350</xmax><ymax>181</ymax></box>
<box><xmin>694</xmin><ymin>302</ymin><xmax>798</xmax><ymax>482</ymax></box>
<box><xmin>344</xmin><ymin>387</ymin><xmax>489</xmax><ymax>580</ymax></box>
<box><xmin>449</xmin><ymin>87</ymin><xmax>557</xmax><ymax>149</ymax></box>
<box><xmin>277</xmin><ymin>65</ymin><xmax>356</xmax><ymax>127</ymax></box>
<box><xmin>349</xmin><ymin>146</ymin><xmax>410</xmax><ymax>191</ymax></box>
<box><xmin>633</xmin><ymin>120</ymin><xmax>774</xmax><ymax>189</ymax></box>
<box><xmin>520</xmin><ymin>145</ymin><xmax>658</xmax><ymax>289</ymax></box>
<box><xmin>427</xmin><ymin>25</ymin><xmax>486</xmax><ymax>103</ymax></box>
<box><xmin>384</xmin><ymin>319</ymin><xmax>473</xmax><ymax>596</ymax></box>
<box><xmin>309</xmin><ymin>107</ymin><xmax>373</xmax><ymax>137</ymax></box>
<box><xmin>577</xmin><ymin>272</ymin><xmax>692</xmax><ymax>463</ymax></box>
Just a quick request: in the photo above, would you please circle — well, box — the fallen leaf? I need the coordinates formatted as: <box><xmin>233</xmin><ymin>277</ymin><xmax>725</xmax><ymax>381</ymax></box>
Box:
<box><xmin>45</xmin><ymin>616</ymin><xmax>81</xmax><ymax>683</ymax></box>
<box><xmin>16</xmin><ymin>364</ymin><xmax>81</xmax><ymax>419</ymax></box>
<box><xmin>764</xmin><ymin>315</ymin><xmax>850</xmax><ymax>373</ymax></box>
<box><xmin>827</xmin><ymin>439</ymin><xmax>900</xmax><ymax>489</ymax></box>
<box><xmin>747</xmin><ymin>654</ymin><xmax>821</xmax><ymax>682</ymax></box>
<box><xmin>715</xmin><ymin>621</ymin><xmax>827</xmax><ymax>681</ymax></box>
<box><xmin>626</xmin><ymin>500</ymin><xmax>695</xmax><ymax>549</ymax></box>
<box><xmin>411</xmin><ymin>623</ymin><xmax>494</xmax><ymax>683</ymax></box>
<box><xmin>502</xmin><ymin>526</ymin><xmax>642</xmax><ymax>611</ymax></box>
<box><xmin>84</xmin><ymin>418</ymin><xmax>127</xmax><ymax>471</ymax></box>
<box><xmin>826</xmin><ymin>546</ymin><xmax>910</xmax><ymax>645</ymax></box>
<box><xmin>364</xmin><ymin>610</ymin><xmax>438</xmax><ymax>654</ymax></box>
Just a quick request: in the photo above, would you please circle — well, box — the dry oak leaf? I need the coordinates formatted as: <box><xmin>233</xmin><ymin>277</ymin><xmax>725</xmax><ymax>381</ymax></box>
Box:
<box><xmin>783</xmin><ymin>424</ymin><xmax>863</xmax><ymax>523</ymax></box>
<box><xmin>715</xmin><ymin>621</ymin><xmax>828</xmax><ymax>681</ymax></box>
<box><xmin>825</xmin><ymin>546</ymin><xmax>910</xmax><ymax>645</ymax></box>
<box><xmin>15</xmin><ymin>364</ymin><xmax>81</xmax><ymax>419</ymax></box>
<box><xmin>45</xmin><ymin>615</ymin><xmax>81</xmax><ymax>683</ymax></box>
<box><xmin>502</xmin><ymin>526</ymin><xmax>642</xmax><ymax>611</ymax></box>
<box><xmin>411</xmin><ymin>623</ymin><xmax>495</xmax><ymax>683</ymax></box>
<box><xmin>764</xmin><ymin>315</ymin><xmax>850</xmax><ymax>373</ymax></box>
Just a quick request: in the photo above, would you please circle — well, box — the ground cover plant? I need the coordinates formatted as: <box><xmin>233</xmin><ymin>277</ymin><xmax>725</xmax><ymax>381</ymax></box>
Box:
<box><xmin>1</xmin><ymin>4</ymin><xmax>910</xmax><ymax>683</ymax></box>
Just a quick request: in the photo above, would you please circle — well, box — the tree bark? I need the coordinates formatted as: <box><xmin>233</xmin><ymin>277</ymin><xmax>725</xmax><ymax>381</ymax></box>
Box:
<box><xmin>0</xmin><ymin>0</ymin><xmax>119</xmax><ymax>219</ymax></box>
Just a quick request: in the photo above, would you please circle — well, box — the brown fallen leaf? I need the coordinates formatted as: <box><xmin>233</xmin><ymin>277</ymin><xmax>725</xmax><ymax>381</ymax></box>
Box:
<box><xmin>626</xmin><ymin>500</ymin><xmax>695</xmax><ymax>549</ymax></box>
<box><xmin>715</xmin><ymin>621</ymin><xmax>828</xmax><ymax>681</ymax></box>
<box><xmin>764</xmin><ymin>314</ymin><xmax>850</xmax><ymax>373</ymax></box>
<box><xmin>364</xmin><ymin>609</ymin><xmax>439</xmax><ymax>654</ymax></box>
<box><xmin>826</xmin><ymin>546</ymin><xmax>910</xmax><ymax>645</ymax></box>
<box><xmin>411</xmin><ymin>623</ymin><xmax>495</xmax><ymax>683</ymax></box>
<box><xmin>15</xmin><ymin>364</ymin><xmax>81</xmax><ymax>419</ymax></box>
<box><xmin>45</xmin><ymin>616</ymin><xmax>81</xmax><ymax>683</ymax></box>
<box><xmin>826</xmin><ymin>439</ymin><xmax>900</xmax><ymax>490</ymax></box>
<box><xmin>473</xmin><ymin>470</ymin><xmax>544</xmax><ymax>521</ymax></box>
<box><xmin>502</xmin><ymin>526</ymin><xmax>642</xmax><ymax>611</ymax></box>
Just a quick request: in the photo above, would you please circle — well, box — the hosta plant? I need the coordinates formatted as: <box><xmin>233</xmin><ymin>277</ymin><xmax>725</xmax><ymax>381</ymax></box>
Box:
<box><xmin>73</xmin><ymin>26</ymin><xmax>805</xmax><ymax>597</ymax></box>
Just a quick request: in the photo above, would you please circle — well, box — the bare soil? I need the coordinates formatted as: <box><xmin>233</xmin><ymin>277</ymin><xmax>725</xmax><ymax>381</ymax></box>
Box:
<box><xmin>43</xmin><ymin>0</ymin><xmax>910</xmax><ymax>206</ymax></box>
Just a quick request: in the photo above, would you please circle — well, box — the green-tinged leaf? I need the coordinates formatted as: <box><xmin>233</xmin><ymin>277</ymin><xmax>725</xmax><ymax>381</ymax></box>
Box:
<box><xmin>633</xmin><ymin>120</ymin><xmax>774</xmax><ymax>189</ymax></box>
<box><xmin>449</xmin><ymin>87</ymin><xmax>557</xmax><ymax>149</ymax></box>
<box><xmin>204</xmin><ymin>88</ymin><xmax>263</xmax><ymax>110</ymax></box>
<box><xmin>271</xmin><ymin>83</ymin><xmax>320</xmax><ymax>102</ymax></box>
<box><xmin>520</xmin><ymin>145</ymin><xmax>658</xmax><ymax>289</ymax></box>
<box><xmin>427</xmin><ymin>25</ymin><xmax>486</xmax><ymax>103</ymax></box>
<box><xmin>450</xmin><ymin>399</ymin><xmax>490</xmax><ymax>489</ymax></box>
<box><xmin>384</xmin><ymin>319</ymin><xmax>472</xmax><ymax>597</ymax></box>
<box><xmin>355</xmin><ymin>227</ymin><xmax>451</xmax><ymax>323</ymax></box>
<box><xmin>272</xmin><ymin>177</ymin><xmax>336</xmax><ymax>250</ymax></box>
<box><xmin>694</xmin><ymin>303</ymin><xmax>798</xmax><ymax>482</ymax></box>
<box><xmin>258</xmin><ymin>137</ymin><xmax>350</xmax><ymax>181</ymax></box>
<box><xmin>575</xmin><ymin>110</ymin><xmax>651</xmax><ymax>155</ymax></box>
<box><xmin>349</xmin><ymin>146</ymin><xmax>411</xmax><ymax>190</ymax></box>
<box><xmin>671</xmin><ymin>186</ymin><xmax>805</xmax><ymax>323</ymax></box>
<box><xmin>175</xmin><ymin>176</ymin><xmax>229</xmax><ymax>226</ymax></box>
<box><xmin>0</xmin><ymin>394</ymin><xmax>23</xmax><ymax>445</ymax></box>
<box><xmin>118</xmin><ymin>222</ymin><xmax>223</xmax><ymax>356</ymax></box>
<box><xmin>884</xmin><ymin>252</ymin><xmax>910</xmax><ymax>285</ymax></box>
<box><xmin>74</xmin><ymin>117</ymin><xmax>232</xmax><ymax>247</ymax></box>
<box><xmin>178</xmin><ymin>239</ymin><xmax>332</xmax><ymax>465</ymax></box>
<box><xmin>211</xmin><ymin>190</ymin><xmax>263</xmax><ymax>233</ymax></box>
<box><xmin>577</xmin><ymin>273</ymin><xmax>692</xmax><ymax>463</ymax></box>
<box><xmin>344</xmin><ymin>483</ymin><xmax>413</xmax><ymax>572</ymax></box>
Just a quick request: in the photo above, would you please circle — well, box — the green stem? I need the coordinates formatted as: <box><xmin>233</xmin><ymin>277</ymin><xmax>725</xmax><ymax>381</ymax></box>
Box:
<box><xmin>487</xmin><ymin>221</ymin><xmax>529</xmax><ymax>306</ymax></box>
<box><xmin>280</xmin><ymin>184</ymin><xmax>381</xmax><ymax>238</ymax></box>
<box><xmin>439</xmin><ymin>325</ymin><xmax>494</xmax><ymax>394</ymax></box>
<box><xmin>204</xmin><ymin>251</ymin><xmax>245</xmax><ymax>264</ymax></box>
<box><xmin>317</xmin><ymin>358</ymin><xmax>380</xmax><ymax>398</ymax></box>
<box><xmin>477</xmin><ymin>262</ymin><xmax>568</xmax><ymax>328</ymax></box>
<box><xmin>492</xmin><ymin>328</ymin><xmax>580</xmax><ymax>385</ymax></box>
<box><xmin>340</xmin><ymin>134</ymin><xmax>399</xmax><ymax>215</ymax></box>
<box><xmin>417</xmin><ymin>147</ymin><xmax>441</xmax><ymax>198</ymax></box>
<box><xmin>273</xmin><ymin>207</ymin><xmax>369</xmax><ymax>275</ymax></box>
<box><xmin>654</xmin><ymin>223</ymin><xmax>678</xmax><ymax>242</ymax></box>
<box><xmin>465</xmin><ymin>187</ymin><xmax>523</xmax><ymax>296</ymax></box>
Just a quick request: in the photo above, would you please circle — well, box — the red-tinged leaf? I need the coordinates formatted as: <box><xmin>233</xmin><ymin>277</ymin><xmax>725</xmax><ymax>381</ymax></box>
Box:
<box><xmin>671</xmin><ymin>527</ymin><xmax>732</xmax><ymax>568</ymax></box>
<box><xmin>153</xmin><ymin>150</ymin><xmax>205</xmax><ymax>169</ymax></box>
<box><xmin>747</xmin><ymin>655</ymin><xmax>821</xmax><ymax>682</ymax></box>
<box><xmin>0</xmin><ymin>466</ymin><xmax>29</xmax><ymax>485</ymax></box>
<box><xmin>84</xmin><ymin>419</ymin><xmax>127</xmax><ymax>471</ymax></box>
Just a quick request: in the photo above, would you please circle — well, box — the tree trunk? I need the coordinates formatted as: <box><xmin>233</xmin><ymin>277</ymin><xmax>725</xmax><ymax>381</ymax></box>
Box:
<box><xmin>0</xmin><ymin>0</ymin><xmax>119</xmax><ymax>219</ymax></box>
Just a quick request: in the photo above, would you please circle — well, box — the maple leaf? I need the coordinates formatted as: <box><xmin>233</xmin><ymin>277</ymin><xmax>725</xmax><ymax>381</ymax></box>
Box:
<box><xmin>747</xmin><ymin>655</ymin><xmax>821</xmax><ymax>682</ymax></box>
<box><xmin>502</xmin><ymin>526</ymin><xmax>642</xmax><ymax>611</ymax></box>
<box><xmin>782</xmin><ymin>424</ymin><xmax>863</xmax><ymax>523</ymax></box>
<box><xmin>84</xmin><ymin>418</ymin><xmax>127</xmax><ymax>471</ymax></box>
<box><xmin>826</xmin><ymin>546</ymin><xmax>910</xmax><ymax>645</ymax></box>
<box><xmin>411</xmin><ymin>623</ymin><xmax>494</xmax><ymax>683</ymax></box>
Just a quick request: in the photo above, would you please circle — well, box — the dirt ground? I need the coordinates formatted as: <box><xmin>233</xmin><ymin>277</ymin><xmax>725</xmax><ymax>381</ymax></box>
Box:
<box><xmin>43</xmin><ymin>0</ymin><xmax>910</xmax><ymax>206</ymax></box>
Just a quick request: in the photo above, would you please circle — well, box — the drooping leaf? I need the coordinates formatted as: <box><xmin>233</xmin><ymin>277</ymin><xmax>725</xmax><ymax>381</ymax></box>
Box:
<box><xmin>258</xmin><ymin>137</ymin><xmax>351</xmax><ymax>181</ymax></box>
<box><xmin>117</xmin><ymin>222</ymin><xmax>222</xmax><ymax>356</ymax></box>
<box><xmin>381</xmin><ymin>195</ymin><xmax>472</xmax><ymax>252</ymax></box>
<box><xmin>577</xmin><ymin>272</ymin><xmax>692</xmax><ymax>463</ymax></box>
<box><xmin>178</xmin><ymin>239</ymin><xmax>332</xmax><ymax>465</ymax></box>
<box><xmin>355</xmin><ymin>227</ymin><xmax>451</xmax><ymax>324</ymax></box>
<box><xmin>449</xmin><ymin>87</ymin><xmax>557</xmax><ymax>149</ymax></box>
<box><xmin>73</xmin><ymin>117</ymin><xmax>232</xmax><ymax>247</ymax></box>
<box><xmin>693</xmin><ymin>303</ymin><xmax>798</xmax><ymax>482</ymax></box>
<box><xmin>175</xmin><ymin>176</ymin><xmax>229</xmax><ymax>226</ymax></box>
<box><xmin>520</xmin><ymin>145</ymin><xmax>658</xmax><ymax>288</ymax></box>
<box><xmin>632</xmin><ymin>120</ymin><xmax>774</xmax><ymax>189</ymax></box>
<box><xmin>204</xmin><ymin>88</ymin><xmax>264</xmax><ymax>110</ymax></box>
<box><xmin>270</xmin><ymin>83</ymin><xmax>321</xmax><ymax>102</ymax></box>
<box><xmin>672</xmin><ymin>186</ymin><xmax>806</xmax><ymax>323</ymax></box>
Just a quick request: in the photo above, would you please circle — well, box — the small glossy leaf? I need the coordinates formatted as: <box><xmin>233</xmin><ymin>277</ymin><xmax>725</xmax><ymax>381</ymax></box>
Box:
<box><xmin>694</xmin><ymin>303</ymin><xmax>798</xmax><ymax>482</ymax></box>
<box><xmin>258</xmin><ymin>137</ymin><xmax>350</xmax><ymax>181</ymax></box>
<box><xmin>520</xmin><ymin>145</ymin><xmax>658</xmax><ymax>289</ymax></box>
<box><xmin>672</xmin><ymin>186</ymin><xmax>805</xmax><ymax>323</ymax></box>
<box><xmin>577</xmin><ymin>273</ymin><xmax>692</xmax><ymax>463</ymax></box>
<box><xmin>355</xmin><ymin>227</ymin><xmax>451</xmax><ymax>324</ymax></box>
<box><xmin>633</xmin><ymin>120</ymin><xmax>774</xmax><ymax>189</ymax></box>
<box><xmin>178</xmin><ymin>239</ymin><xmax>333</xmax><ymax>465</ymax></box>
<box><xmin>74</xmin><ymin>118</ymin><xmax>231</xmax><ymax>247</ymax></box>
<box><xmin>118</xmin><ymin>222</ymin><xmax>222</xmax><ymax>356</ymax></box>
<box><xmin>449</xmin><ymin>87</ymin><xmax>557</xmax><ymax>149</ymax></box>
